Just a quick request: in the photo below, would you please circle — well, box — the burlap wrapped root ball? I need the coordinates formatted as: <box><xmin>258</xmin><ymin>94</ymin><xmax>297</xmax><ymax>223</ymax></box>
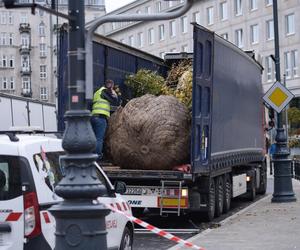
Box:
<box><xmin>105</xmin><ymin>94</ymin><xmax>191</xmax><ymax>170</ymax></box>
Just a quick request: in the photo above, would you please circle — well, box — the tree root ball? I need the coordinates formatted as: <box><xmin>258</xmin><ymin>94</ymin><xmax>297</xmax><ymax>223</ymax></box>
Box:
<box><xmin>105</xmin><ymin>94</ymin><xmax>191</xmax><ymax>170</ymax></box>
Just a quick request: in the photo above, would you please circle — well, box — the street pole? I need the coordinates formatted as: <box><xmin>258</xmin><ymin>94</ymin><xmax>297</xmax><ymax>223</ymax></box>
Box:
<box><xmin>271</xmin><ymin>0</ymin><xmax>296</xmax><ymax>202</ymax></box>
<box><xmin>49</xmin><ymin>0</ymin><xmax>110</xmax><ymax>249</ymax></box>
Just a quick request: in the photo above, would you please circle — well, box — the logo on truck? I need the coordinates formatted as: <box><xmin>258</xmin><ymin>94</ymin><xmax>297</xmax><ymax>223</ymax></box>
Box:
<box><xmin>128</xmin><ymin>200</ymin><xmax>142</xmax><ymax>205</ymax></box>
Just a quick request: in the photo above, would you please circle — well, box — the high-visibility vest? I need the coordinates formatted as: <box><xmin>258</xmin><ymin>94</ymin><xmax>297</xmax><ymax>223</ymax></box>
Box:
<box><xmin>92</xmin><ymin>87</ymin><xmax>110</xmax><ymax>117</ymax></box>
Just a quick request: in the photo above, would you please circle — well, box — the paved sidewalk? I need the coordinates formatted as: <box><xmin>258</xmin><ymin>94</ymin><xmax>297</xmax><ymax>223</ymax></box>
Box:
<box><xmin>168</xmin><ymin>178</ymin><xmax>300</xmax><ymax>250</ymax></box>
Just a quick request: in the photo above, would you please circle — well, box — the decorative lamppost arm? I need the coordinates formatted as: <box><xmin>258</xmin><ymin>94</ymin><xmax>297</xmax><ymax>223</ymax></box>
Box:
<box><xmin>85</xmin><ymin>0</ymin><xmax>194</xmax><ymax>99</ymax></box>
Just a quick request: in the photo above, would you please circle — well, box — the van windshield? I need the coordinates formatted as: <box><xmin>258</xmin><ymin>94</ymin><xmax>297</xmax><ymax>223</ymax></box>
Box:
<box><xmin>0</xmin><ymin>156</ymin><xmax>22</xmax><ymax>201</ymax></box>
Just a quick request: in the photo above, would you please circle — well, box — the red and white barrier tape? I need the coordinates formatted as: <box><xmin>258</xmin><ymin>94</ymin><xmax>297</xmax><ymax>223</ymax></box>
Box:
<box><xmin>105</xmin><ymin>204</ymin><xmax>205</xmax><ymax>250</ymax></box>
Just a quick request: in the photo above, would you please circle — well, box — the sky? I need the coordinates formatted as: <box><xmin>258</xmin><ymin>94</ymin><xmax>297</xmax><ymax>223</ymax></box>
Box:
<box><xmin>105</xmin><ymin>0</ymin><xmax>136</xmax><ymax>13</ymax></box>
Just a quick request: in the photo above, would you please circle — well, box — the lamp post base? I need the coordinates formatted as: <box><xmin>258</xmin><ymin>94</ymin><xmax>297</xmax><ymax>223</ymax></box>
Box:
<box><xmin>271</xmin><ymin>128</ymin><xmax>297</xmax><ymax>203</ymax></box>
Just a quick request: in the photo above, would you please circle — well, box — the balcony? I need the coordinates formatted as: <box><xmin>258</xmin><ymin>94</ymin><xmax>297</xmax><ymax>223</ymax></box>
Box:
<box><xmin>20</xmin><ymin>67</ymin><xmax>31</xmax><ymax>76</ymax></box>
<box><xmin>19</xmin><ymin>45</ymin><xmax>31</xmax><ymax>54</ymax></box>
<box><xmin>21</xmin><ymin>89</ymin><xmax>32</xmax><ymax>98</ymax></box>
<box><xmin>19</xmin><ymin>23</ymin><xmax>31</xmax><ymax>33</ymax></box>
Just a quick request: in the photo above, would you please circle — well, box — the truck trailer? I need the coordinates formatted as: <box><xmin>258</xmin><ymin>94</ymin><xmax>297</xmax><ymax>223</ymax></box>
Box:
<box><xmin>58</xmin><ymin>24</ymin><xmax>267</xmax><ymax>220</ymax></box>
<box><xmin>0</xmin><ymin>93</ymin><xmax>57</xmax><ymax>132</ymax></box>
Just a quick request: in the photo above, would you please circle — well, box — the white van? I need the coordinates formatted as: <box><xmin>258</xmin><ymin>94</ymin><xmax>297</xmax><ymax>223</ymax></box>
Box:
<box><xmin>0</xmin><ymin>132</ymin><xmax>133</xmax><ymax>250</ymax></box>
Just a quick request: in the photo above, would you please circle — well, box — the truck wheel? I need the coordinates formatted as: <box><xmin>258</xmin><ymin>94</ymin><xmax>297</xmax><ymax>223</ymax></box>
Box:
<box><xmin>257</xmin><ymin>163</ymin><xmax>267</xmax><ymax>195</ymax></box>
<box><xmin>215</xmin><ymin>176</ymin><xmax>224</xmax><ymax>217</ymax></box>
<box><xmin>201</xmin><ymin>179</ymin><xmax>215</xmax><ymax>221</ymax></box>
<box><xmin>223</xmin><ymin>174</ymin><xmax>232</xmax><ymax>213</ymax></box>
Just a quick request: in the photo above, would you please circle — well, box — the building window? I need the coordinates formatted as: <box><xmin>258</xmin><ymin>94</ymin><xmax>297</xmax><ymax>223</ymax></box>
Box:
<box><xmin>220</xmin><ymin>2</ymin><xmax>228</xmax><ymax>21</ymax></box>
<box><xmin>39</xmin><ymin>43</ymin><xmax>47</xmax><ymax>57</ymax></box>
<box><xmin>39</xmin><ymin>22</ymin><xmax>45</xmax><ymax>37</ymax></box>
<box><xmin>235</xmin><ymin>29</ymin><xmax>243</xmax><ymax>48</ymax></box>
<box><xmin>292</xmin><ymin>50</ymin><xmax>298</xmax><ymax>77</ymax></box>
<box><xmin>40</xmin><ymin>65</ymin><xmax>47</xmax><ymax>79</ymax></box>
<box><xmin>285</xmin><ymin>14</ymin><xmax>295</xmax><ymax>35</ymax></box>
<box><xmin>285</xmin><ymin>50</ymin><xmax>299</xmax><ymax>79</ymax></box>
<box><xmin>250</xmin><ymin>0</ymin><xmax>257</xmax><ymax>10</ymax></box>
<box><xmin>181</xmin><ymin>16</ymin><xmax>188</xmax><ymax>33</ymax></box>
<box><xmin>40</xmin><ymin>87</ymin><xmax>48</xmax><ymax>100</ymax></box>
<box><xmin>2</xmin><ymin>55</ymin><xmax>7</xmax><ymax>68</ymax></box>
<box><xmin>159</xmin><ymin>24</ymin><xmax>165</xmax><ymax>41</ymax></box>
<box><xmin>182</xmin><ymin>45</ymin><xmax>188</xmax><ymax>52</ymax></box>
<box><xmin>266</xmin><ymin>19</ymin><xmax>274</xmax><ymax>40</ymax></box>
<box><xmin>8</xmin><ymin>11</ymin><xmax>13</xmax><ymax>24</ymax></box>
<box><xmin>20</xmin><ymin>12</ymin><xmax>28</xmax><ymax>23</ymax></box>
<box><xmin>284</xmin><ymin>51</ymin><xmax>291</xmax><ymax>79</ymax></box>
<box><xmin>9</xmin><ymin>33</ymin><xmax>13</xmax><ymax>45</ymax></box>
<box><xmin>0</xmin><ymin>33</ymin><xmax>7</xmax><ymax>46</ymax></box>
<box><xmin>168</xmin><ymin>1</ymin><xmax>174</xmax><ymax>8</ymax></box>
<box><xmin>170</xmin><ymin>20</ymin><xmax>176</xmax><ymax>37</ymax></box>
<box><xmin>128</xmin><ymin>35</ymin><xmax>134</xmax><ymax>47</ymax></box>
<box><xmin>156</xmin><ymin>1</ymin><xmax>162</xmax><ymax>12</ymax></box>
<box><xmin>39</xmin><ymin>9</ymin><xmax>44</xmax><ymax>17</ymax></box>
<box><xmin>234</xmin><ymin>0</ymin><xmax>242</xmax><ymax>16</ymax></box>
<box><xmin>221</xmin><ymin>33</ymin><xmax>229</xmax><ymax>40</ymax></box>
<box><xmin>193</xmin><ymin>11</ymin><xmax>200</xmax><ymax>24</ymax></box>
<box><xmin>9</xmin><ymin>56</ymin><xmax>14</xmax><ymax>68</ymax></box>
<box><xmin>21</xmin><ymin>34</ymin><xmax>30</xmax><ymax>48</ymax></box>
<box><xmin>137</xmin><ymin>32</ymin><xmax>144</xmax><ymax>48</ymax></box>
<box><xmin>22</xmin><ymin>77</ymin><xmax>30</xmax><ymax>92</ymax></box>
<box><xmin>145</xmin><ymin>6</ymin><xmax>151</xmax><ymax>14</ymax></box>
<box><xmin>1</xmin><ymin>12</ymin><xmax>7</xmax><ymax>25</ymax></box>
<box><xmin>10</xmin><ymin>77</ymin><xmax>14</xmax><ymax>90</ymax></box>
<box><xmin>250</xmin><ymin>24</ymin><xmax>259</xmax><ymax>44</ymax></box>
<box><xmin>120</xmin><ymin>38</ymin><xmax>125</xmax><ymax>44</ymax></box>
<box><xmin>266</xmin><ymin>56</ymin><xmax>273</xmax><ymax>82</ymax></box>
<box><xmin>207</xmin><ymin>7</ymin><xmax>214</xmax><ymax>25</ymax></box>
<box><xmin>2</xmin><ymin>77</ymin><xmax>7</xmax><ymax>90</ymax></box>
<box><xmin>21</xmin><ymin>55</ymin><xmax>29</xmax><ymax>70</ymax></box>
<box><xmin>266</xmin><ymin>0</ymin><xmax>272</xmax><ymax>6</ymax></box>
<box><xmin>148</xmin><ymin>28</ymin><xmax>154</xmax><ymax>45</ymax></box>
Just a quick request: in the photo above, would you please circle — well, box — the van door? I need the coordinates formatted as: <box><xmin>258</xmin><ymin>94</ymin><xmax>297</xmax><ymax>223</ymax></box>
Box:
<box><xmin>191</xmin><ymin>24</ymin><xmax>214</xmax><ymax>173</ymax></box>
<box><xmin>0</xmin><ymin>156</ymin><xmax>24</xmax><ymax>250</ymax></box>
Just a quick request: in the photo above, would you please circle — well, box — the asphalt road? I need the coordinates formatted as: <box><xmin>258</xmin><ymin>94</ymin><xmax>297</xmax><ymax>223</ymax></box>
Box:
<box><xmin>133</xmin><ymin>178</ymin><xmax>274</xmax><ymax>250</ymax></box>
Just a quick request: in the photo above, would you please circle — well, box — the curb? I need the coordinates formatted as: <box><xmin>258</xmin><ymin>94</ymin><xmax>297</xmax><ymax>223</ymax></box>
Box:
<box><xmin>167</xmin><ymin>193</ymin><xmax>272</xmax><ymax>250</ymax></box>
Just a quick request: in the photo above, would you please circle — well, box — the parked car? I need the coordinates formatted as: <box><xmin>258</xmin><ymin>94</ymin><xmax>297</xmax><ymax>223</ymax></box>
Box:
<box><xmin>0</xmin><ymin>131</ymin><xmax>134</xmax><ymax>250</ymax></box>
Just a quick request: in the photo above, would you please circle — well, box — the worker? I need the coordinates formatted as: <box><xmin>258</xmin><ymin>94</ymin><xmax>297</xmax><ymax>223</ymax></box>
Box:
<box><xmin>91</xmin><ymin>79</ymin><xmax>119</xmax><ymax>160</ymax></box>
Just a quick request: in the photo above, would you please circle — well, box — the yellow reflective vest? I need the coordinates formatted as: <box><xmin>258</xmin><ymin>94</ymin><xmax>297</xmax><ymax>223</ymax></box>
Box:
<box><xmin>92</xmin><ymin>87</ymin><xmax>110</xmax><ymax>117</ymax></box>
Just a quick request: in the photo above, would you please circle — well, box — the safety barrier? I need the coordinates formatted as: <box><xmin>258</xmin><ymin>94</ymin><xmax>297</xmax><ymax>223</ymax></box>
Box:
<box><xmin>106</xmin><ymin>204</ymin><xmax>205</xmax><ymax>250</ymax></box>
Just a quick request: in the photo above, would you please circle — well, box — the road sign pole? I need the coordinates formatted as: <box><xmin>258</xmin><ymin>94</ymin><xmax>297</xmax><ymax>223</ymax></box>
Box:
<box><xmin>271</xmin><ymin>0</ymin><xmax>296</xmax><ymax>203</ymax></box>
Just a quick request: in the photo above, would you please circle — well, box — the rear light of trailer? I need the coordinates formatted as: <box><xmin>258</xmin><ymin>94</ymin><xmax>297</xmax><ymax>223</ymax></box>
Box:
<box><xmin>24</xmin><ymin>192</ymin><xmax>41</xmax><ymax>238</ymax></box>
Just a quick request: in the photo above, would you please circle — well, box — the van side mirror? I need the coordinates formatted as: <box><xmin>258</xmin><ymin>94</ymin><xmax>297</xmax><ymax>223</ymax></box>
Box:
<box><xmin>114</xmin><ymin>181</ymin><xmax>126</xmax><ymax>195</ymax></box>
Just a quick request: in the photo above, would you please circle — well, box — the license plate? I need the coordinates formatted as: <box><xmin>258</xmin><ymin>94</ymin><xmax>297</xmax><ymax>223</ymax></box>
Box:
<box><xmin>125</xmin><ymin>187</ymin><xmax>143</xmax><ymax>195</ymax></box>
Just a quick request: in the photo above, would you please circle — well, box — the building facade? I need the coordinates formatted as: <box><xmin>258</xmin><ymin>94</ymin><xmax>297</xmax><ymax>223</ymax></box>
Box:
<box><xmin>102</xmin><ymin>0</ymin><xmax>300</xmax><ymax>98</ymax></box>
<box><xmin>0</xmin><ymin>0</ymin><xmax>105</xmax><ymax>103</ymax></box>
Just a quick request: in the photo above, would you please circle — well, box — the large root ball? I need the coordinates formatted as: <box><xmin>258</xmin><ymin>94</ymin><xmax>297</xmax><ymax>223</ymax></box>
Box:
<box><xmin>105</xmin><ymin>94</ymin><xmax>191</xmax><ymax>170</ymax></box>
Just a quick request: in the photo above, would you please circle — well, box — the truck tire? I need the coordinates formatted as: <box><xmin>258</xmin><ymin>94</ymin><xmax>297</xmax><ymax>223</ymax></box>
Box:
<box><xmin>257</xmin><ymin>162</ymin><xmax>267</xmax><ymax>195</ymax></box>
<box><xmin>223</xmin><ymin>174</ymin><xmax>232</xmax><ymax>213</ymax></box>
<box><xmin>215</xmin><ymin>176</ymin><xmax>224</xmax><ymax>217</ymax></box>
<box><xmin>201</xmin><ymin>179</ymin><xmax>215</xmax><ymax>221</ymax></box>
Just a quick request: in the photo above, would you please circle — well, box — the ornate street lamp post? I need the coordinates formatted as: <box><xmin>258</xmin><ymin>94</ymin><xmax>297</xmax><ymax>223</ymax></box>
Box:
<box><xmin>271</xmin><ymin>0</ymin><xmax>296</xmax><ymax>203</ymax></box>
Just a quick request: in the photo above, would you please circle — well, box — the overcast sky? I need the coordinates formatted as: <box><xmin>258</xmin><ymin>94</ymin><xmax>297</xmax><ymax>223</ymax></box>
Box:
<box><xmin>105</xmin><ymin>0</ymin><xmax>136</xmax><ymax>13</ymax></box>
